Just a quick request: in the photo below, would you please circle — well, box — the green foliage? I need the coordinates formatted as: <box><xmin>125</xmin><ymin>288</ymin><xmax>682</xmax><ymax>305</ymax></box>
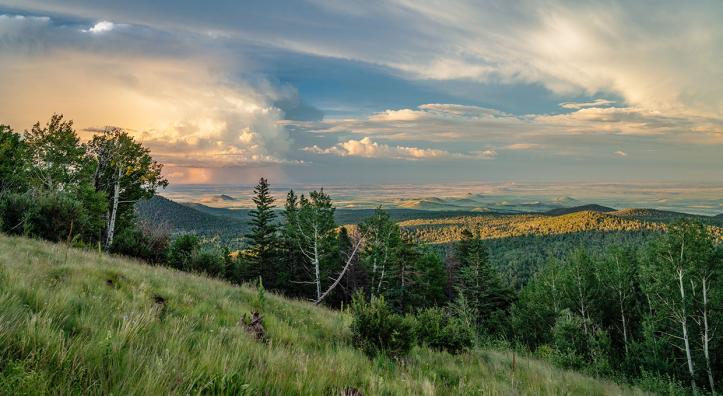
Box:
<box><xmin>454</xmin><ymin>230</ymin><xmax>514</xmax><ymax>335</ymax></box>
<box><xmin>245</xmin><ymin>177</ymin><xmax>279</xmax><ymax>286</ymax></box>
<box><xmin>350</xmin><ymin>293</ymin><xmax>415</xmax><ymax>358</ymax></box>
<box><xmin>167</xmin><ymin>234</ymin><xmax>200</xmax><ymax>271</ymax></box>
<box><xmin>641</xmin><ymin>220</ymin><xmax>722</xmax><ymax>391</ymax></box>
<box><xmin>111</xmin><ymin>222</ymin><xmax>170</xmax><ymax>263</ymax></box>
<box><xmin>0</xmin><ymin>192</ymin><xmax>35</xmax><ymax>235</ymax></box>
<box><xmin>189</xmin><ymin>245</ymin><xmax>226</xmax><ymax>277</ymax></box>
<box><xmin>359</xmin><ymin>207</ymin><xmax>403</xmax><ymax>296</ymax></box>
<box><xmin>551</xmin><ymin>310</ymin><xmax>611</xmax><ymax>374</ymax></box>
<box><xmin>415</xmin><ymin>307</ymin><xmax>475</xmax><ymax>354</ymax></box>
<box><xmin>25</xmin><ymin>192</ymin><xmax>89</xmax><ymax>242</ymax></box>
<box><xmin>0</xmin><ymin>124</ymin><xmax>28</xmax><ymax>192</ymax></box>
<box><xmin>0</xmin><ymin>191</ymin><xmax>100</xmax><ymax>243</ymax></box>
<box><xmin>23</xmin><ymin>114</ymin><xmax>90</xmax><ymax>192</ymax></box>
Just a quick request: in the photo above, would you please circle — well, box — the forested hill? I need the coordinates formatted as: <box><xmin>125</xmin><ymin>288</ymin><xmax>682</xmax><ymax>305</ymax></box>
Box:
<box><xmin>135</xmin><ymin>195</ymin><xmax>246</xmax><ymax>242</ymax></box>
<box><xmin>401</xmin><ymin>211</ymin><xmax>664</xmax><ymax>243</ymax></box>
<box><xmin>544</xmin><ymin>204</ymin><xmax>616</xmax><ymax>216</ymax></box>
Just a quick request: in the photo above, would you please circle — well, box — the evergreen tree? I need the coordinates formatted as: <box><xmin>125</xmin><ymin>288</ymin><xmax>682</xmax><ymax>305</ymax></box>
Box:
<box><xmin>246</xmin><ymin>177</ymin><xmax>279</xmax><ymax>287</ymax></box>
<box><xmin>279</xmin><ymin>189</ymin><xmax>305</xmax><ymax>296</ymax></box>
<box><xmin>454</xmin><ymin>230</ymin><xmax>514</xmax><ymax>334</ymax></box>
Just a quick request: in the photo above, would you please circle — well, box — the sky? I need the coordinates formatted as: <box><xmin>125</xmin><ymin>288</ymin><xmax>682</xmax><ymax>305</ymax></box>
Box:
<box><xmin>0</xmin><ymin>1</ymin><xmax>721</xmax><ymax>185</ymax></box>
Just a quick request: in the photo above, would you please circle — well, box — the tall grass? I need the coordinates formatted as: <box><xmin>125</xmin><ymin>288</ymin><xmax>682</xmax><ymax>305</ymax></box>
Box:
<box><xmin>0</xmin><ymin>234</ymin><xmax>647</xmax><ymax>395</ymax></box>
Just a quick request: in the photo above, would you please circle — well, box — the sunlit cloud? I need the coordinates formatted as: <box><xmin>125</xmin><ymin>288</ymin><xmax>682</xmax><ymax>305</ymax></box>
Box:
<box><xmin>84</xmin><ymin>20</ymin><xmax>114</xmax><ymax>33</ymax></box>
<box><xmin>559</xmin><ymin>99</ymin><xmax>616</xmax><ymax>110</ymax></box>
<box><xmin>0</xmin><ymin>13</ymin><xmax>295</xmax><ymax>172</ymax></box>
<box><xmin>303</xmin><ymin>137</ymin><xmax>452</xmax><ymax>160</ymax></box>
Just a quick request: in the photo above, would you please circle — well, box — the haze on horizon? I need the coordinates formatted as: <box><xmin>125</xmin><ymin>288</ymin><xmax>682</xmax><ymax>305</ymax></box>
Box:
<box><xmin>1</xmin><ymin>1</ymin><xmax>721</xmax><ymax>185</ymax></box>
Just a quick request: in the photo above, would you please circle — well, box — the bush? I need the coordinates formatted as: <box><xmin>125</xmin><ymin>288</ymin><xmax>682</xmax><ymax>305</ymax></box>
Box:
<box><xmin>551</xmin><ymin>309</ymin><xmax>611</xmax><ymax>373</ymax></box>
<box><xmin>167</xmin><ymin>234</ymin><xmax>200</xmax><ymax>270</ymax></box>
<box><xmin>111</xmin><ymin>221</ymin><xmax>170</xmax><ymax>264</ymax></box>
<box><xmin>350</xmin><ymin>293</ymin><xmax>415</xmax><ymax>358</ymax></box>
<box><xmin>189</xmin><ymin>246</ymin><xmax>226</xmax><ymax>276</ymax></box>
<box><xmin>415</xmin><ymin>307</ymin><xmax>475</xmax><ymax>354</ymax></box>
<box><xmin>25</xmin><ymin>193</ymin><xmax>89</xmax><ymax>242</ymax></box>
<box><xmin>0</xmin><ymin>192</ymin><xmax>34</xmax><ymax>235</ymax></box>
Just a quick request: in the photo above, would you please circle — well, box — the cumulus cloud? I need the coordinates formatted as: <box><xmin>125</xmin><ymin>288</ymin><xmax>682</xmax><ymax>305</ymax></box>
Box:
<box><xmin>295</xmin><ymin>102</ymin><xmax>723</xmax><ymax>146</ymax></box>
<box><xmin>0</xmin><ymin>13</ymin><xmax>296</xmax><ymax>172</ymax></box>
<box><xmin>85</xmin><ymin>20</ymin><xmax>114</xmax><ymax>33</ymax></box>
<box><xmin>303</xmin><ymin>137</ymin><xmax>451</xmax><ymax>160</ymax></box>
<box><xmin>303</xmin><ymin>137</ymin><xmax>499</xmax><ymax>161</ymax></box>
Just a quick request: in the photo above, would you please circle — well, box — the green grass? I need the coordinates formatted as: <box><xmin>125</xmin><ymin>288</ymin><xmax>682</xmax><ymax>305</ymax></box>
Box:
<box><xmin>0</xmin><ymin>234</ymin><xmax>647</xmax><ymax>395</ymax></box>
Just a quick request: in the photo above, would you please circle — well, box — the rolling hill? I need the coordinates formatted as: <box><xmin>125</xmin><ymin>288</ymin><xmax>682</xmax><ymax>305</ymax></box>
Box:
<box><xmin>0</xmin><ymin>234</ymin><xmax>647</xmax><ymax>395</ymax></box>
<box><xmin>135</xmin><ymin>196</ymin><xmax>247</xmax><ymax>242</ymax></box>
<box><xmin>544</xmin><ymin>204</ymin><xmax>616</xmax><ymax>216</ymax></box>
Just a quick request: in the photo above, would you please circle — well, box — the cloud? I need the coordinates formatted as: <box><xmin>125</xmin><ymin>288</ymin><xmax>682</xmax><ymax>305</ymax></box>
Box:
<box><xmin>84</xmin><ymin>20</ymin><xmax>114</xmax><ymax>33</ymax></box>
<box><xmin>471</xmin><ymin>149</ymin><xmax>497</xmax><ymax>159</ymax></box>
<box><xmin>303</xmin><ymin>137</ymin><xmax>451</xmax><ymax>160</ymax></box>
<box><xmin>297</xmin><ymin>102</ymin><xmax>723</xmax><ymax>146</ymax></box>
<box><xmin>559</xmin><ymin>99</ymin><xmax>616</xmax><ymax>110</ymax></box>
<box><xmin>5</xmin><ymin>1</ymin><xmax>722</xmax><ymax>118</ymax></box>
<box><xmin>0</xmin><ymin>13</ymin><xmax>298</xmax><ymax>171</ymax></box>
<box><xmin>505</xmin><ymin>143</ymin><xmax>542</xmax><ymax>150</ymax></box>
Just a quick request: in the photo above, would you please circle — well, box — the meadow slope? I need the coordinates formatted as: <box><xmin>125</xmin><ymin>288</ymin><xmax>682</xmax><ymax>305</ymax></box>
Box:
<box><xmin>0</xmin><ymin>234</ymin><xmax>647</xmax><ymax>395</ymax></box>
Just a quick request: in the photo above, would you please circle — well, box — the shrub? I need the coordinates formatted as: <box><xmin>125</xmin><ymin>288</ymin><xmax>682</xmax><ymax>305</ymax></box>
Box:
<box><xmin>0</xmin><ymin>192</ymin><xmax>34</xmax><ymax>235</ymax></box>
<box><xmin>350</xmin><ymin>293</ymin><xmax>415</xmax><ymax>358</ymax></box>
<box><xmin>28</xmin><ymin>193</ymin><xmax>88</xmax><ymax>242</ymax></box>
<box><xmin>111</xmin><ymin>221</ymin><xmax>170</xmax><ymax>264</ymax></box>
<box><xmin>550</xmin><ymin>309</ymin><xmax>611</xmax><ymax>373</ymax></box>
<box><xmin>167</xmin><ymin>234</ymin><xmax>200</xmax><ymax>270</ymax></box>
<box><xmin>415</xmin><ymin>307</ymin><xmax>475</xmax><ymax>354</ymax></box>
<box><xmin>189</xmin><ymin>246</ymin><xmax>226</xmax><ymax>276</ymax></box>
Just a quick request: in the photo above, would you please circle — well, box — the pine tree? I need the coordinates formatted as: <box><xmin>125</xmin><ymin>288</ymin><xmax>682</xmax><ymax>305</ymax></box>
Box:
<box><xmin>455</xmin><ymin>230</ymin><xmax>514</xmax><ymax>334</ymax></box>
<box><xmin>246</xmin><ymin>177</ymin><xmax>278</xmax><ymax>286</ymax></box>
<box><xmin>279</xmin><ymin>189</ymin><xmax>304</xmax><ymax>296</ymax></box>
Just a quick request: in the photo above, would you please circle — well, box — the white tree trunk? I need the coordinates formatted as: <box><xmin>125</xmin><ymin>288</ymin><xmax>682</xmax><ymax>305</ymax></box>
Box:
<box><xmin>619</xmin><ymin>292</ymin><xmax>629</xmax><ymax>355</ymax></box>
<box><xmin>701</xmin><ymin>277</ymin><xmax>714</xmax><ymax>393</ymax></box>
<box><xmin>105</xmin><ymin>165</ymin><xmax>122</xmax><ymax>251</ymax></box>
<box><xmin>315</xmin><ymin>234</ymin><xmax>364</xmax><ymax>305</ymax></box>
<box><xmin>313</xmin><ymin>226</ymin><xmax>321</xmax><ymax>301</ymax></box>
<box><xmin>678</xmin><ymin>268</ymin><xmax>696</xmax><ymax>391</ymax></box>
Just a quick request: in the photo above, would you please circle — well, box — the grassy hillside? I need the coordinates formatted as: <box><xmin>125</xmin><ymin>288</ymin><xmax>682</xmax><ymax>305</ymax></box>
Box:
<box><xmin>0</xmin><ymin>235</ymin><xmax>647</xmax><ymax>395</ymax></box>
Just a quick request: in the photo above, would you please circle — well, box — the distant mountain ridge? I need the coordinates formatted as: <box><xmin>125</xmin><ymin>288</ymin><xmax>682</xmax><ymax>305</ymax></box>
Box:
<box><xmin>136</xmin><ymin>196</ymin><xmax>723</xmax><ymax>248</ymax></box>
<box><xmin>135</xmin><ymin>196</ymin><xmax>247</xmax><ymax>240</ymax></box>
<box><xmin>545</xmin><ymin>204</ymin><xmax>617</xmax><ymax>216</ymax></box>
